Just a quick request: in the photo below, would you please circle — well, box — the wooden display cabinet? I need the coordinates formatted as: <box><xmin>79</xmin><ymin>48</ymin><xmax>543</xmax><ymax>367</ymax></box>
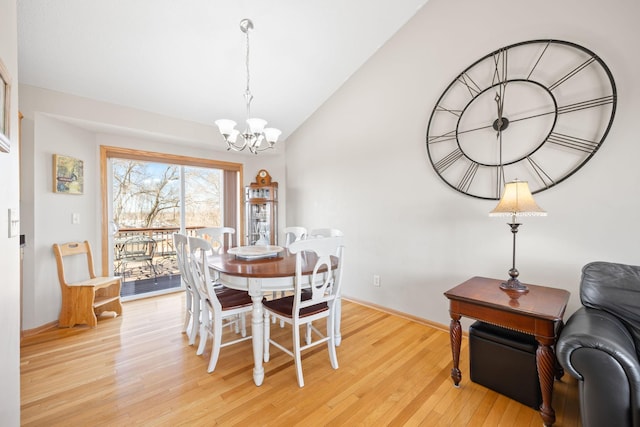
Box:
<box><xmin>245</xmin><ymin>169</ymin><xmax>278</xmax><ymax>245</ymax></box>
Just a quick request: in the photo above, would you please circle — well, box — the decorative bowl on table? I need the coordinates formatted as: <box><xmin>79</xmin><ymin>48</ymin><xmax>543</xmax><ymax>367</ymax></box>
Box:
<box><xmin>228</xmin><ymin>245</ymin><xmax>283</xmax><ymax>260</ymax></box>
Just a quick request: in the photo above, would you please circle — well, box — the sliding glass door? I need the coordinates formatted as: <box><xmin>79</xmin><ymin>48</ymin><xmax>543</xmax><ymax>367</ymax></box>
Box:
<box><xmin>100</xmin><ymin>146</ymin><xmax>242</xmax><ymax>300</ymax></box>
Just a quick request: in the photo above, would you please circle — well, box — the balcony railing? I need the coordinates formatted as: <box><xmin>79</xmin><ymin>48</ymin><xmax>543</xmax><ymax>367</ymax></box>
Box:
<box><xmin>113</xmin><ymin>226</ymin><xmax>205</xmax><ymax>282</ymax></box>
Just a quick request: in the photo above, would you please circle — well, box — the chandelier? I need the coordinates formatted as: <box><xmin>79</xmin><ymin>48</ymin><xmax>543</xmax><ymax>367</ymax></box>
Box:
<box><xmin>215</xmin><ymin>18</ymin><xmax>281</xmax><ymax>154</ymax></box>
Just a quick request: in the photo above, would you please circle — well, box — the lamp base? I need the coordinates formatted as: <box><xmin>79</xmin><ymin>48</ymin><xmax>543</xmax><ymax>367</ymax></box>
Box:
<box><xmin>500</xmin><ymin>278</ymin><xmax>529</xmax><ymax>300</ymax></box>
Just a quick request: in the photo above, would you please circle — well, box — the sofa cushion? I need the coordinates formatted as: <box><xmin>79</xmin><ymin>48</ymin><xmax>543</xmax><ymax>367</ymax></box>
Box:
<box><xmin>581</xmin><ymin>261</ymin><xmax>640</xmax><ymax>358</ymax></box>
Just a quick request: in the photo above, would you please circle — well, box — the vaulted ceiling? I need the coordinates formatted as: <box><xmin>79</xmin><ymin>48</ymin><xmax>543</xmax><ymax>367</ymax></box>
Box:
<box><xmin>17</xmin><ymin>0</ymin><xmax>429</xmax><ymax>144</ymax></box>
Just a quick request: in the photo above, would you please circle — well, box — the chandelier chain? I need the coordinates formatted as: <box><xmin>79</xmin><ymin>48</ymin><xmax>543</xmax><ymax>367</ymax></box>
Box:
<box><xmin>245</xmin><ymin>24</ymin><xmax>252</xmax><ymax>116</ymax></box>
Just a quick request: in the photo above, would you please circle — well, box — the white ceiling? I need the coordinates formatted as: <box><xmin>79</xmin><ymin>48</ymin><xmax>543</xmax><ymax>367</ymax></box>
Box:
<box><xmin>17</xmin><ymin>0</ymin><xmax>429</xmax><ymax>145</ymax></box>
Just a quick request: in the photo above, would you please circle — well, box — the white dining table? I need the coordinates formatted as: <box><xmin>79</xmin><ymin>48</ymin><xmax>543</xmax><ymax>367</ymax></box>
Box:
<box><xmin>208</xmin><ymin>249</ymin><xmax>341</xmax><ymax>386</ymax></box>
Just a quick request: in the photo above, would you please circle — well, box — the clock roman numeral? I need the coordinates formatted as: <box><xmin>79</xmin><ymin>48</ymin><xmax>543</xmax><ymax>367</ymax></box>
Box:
<box><xmin>492</xmin><ymin>48</ymin><xmax>508</xmax><ymax>85</ymax></box>
<box><xmin>547</xmin><ymin>132</ymin><xmax>599</xmax><ymax>153</ymax></box>
<box><xmin>493</xmin><ymin>48</ymin><xmax>508</xmax><ymax>112</ymax></box>
<box><xmin>548</xmin><ymin>56</ymin><xmax>596</xmax><ymax>91</ymax></box>
<box><xmin>428</xmin><ymin>129</ymin><xmax>457</xmax><ymax>144</ymax></box>
<box><xmin>506</xmin><ymin>94</ymin><xmax>614</xmax><ymax>125</ymax></box>
<box><xmin>434</xmin><ymin>148</ymin><xmax>463</xmax><ymax>172</ymax></box>
<box><xmin>434</xmin><ymin>105</ymin><xmax>463</xmax><ymax>118</ymax></box>
<box><xmin>457</xmin><ymin>162</ymin><xmax>479</xmax><ymax>193</ymax></box>
<box><xmin>456</xmin><ymin>72</ymin><xmax>482</xmax><ymax>97</ymax></box>
<box><xmin>526</xmin><ymin>41</ymin><xmax>551</xmax><ymax>80</ymax></box>
<box><xmin>557</xmin><ymin>95</ymin><xmax>615</xmax><ymax>114</ymax></box>
<box><xmin>525</xmin><ymin>156</ymin><xmax>554</xmax><ymax>189</ymax></box>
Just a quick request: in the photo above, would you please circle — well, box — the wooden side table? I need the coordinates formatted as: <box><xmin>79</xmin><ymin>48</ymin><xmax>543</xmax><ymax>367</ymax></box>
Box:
<box><xmin>444</xmin><ymin>276</ymin><xmax>570</xmax><ymax>427</ymax></box>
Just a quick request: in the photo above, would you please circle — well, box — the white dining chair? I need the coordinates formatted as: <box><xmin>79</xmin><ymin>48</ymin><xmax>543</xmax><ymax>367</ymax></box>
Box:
<box><xmin>173</xmin><ymin>233</ymin><xmax>201</xmax><ymax>346</ymax></box>
<box><xmin>262</xmin><ymin>235</ymin><xmax>345</xmax><ymax>387</ymax></box>
<box><xmin>188</xmin><ymin>236</ymin><xmax>253</xmax><ymax>373</ymax></box>
<box><xmin>195</xmin><ymin>226</ymin><xmax>236</xmax><ymax>288</ymax></box>
<box><xmin>282</xmin><ymin>226</ymin><xmax>307</xmax><ymax>248</ymax></box>
<box><xmin>195</xmin><ymin>226</ymin><xmax>236</xmax><ymax>254</ymax></box>
<box><xmin>308</xmin><ymin>228</ymin><xmax>344</xmax><ymax>238</ymax></box>
<box><xmin>305</xmin><ymin>228</ymin><xmax>345</xmax><ymax>345</ymax></box>
<box><xmin>273</xmin><ymin>226</ymin><xmax>308</xmax><ymax>308</ymax></box>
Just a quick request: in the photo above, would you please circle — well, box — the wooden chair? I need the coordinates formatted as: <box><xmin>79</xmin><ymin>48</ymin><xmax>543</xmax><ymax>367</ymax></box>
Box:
<box><xmin>173</xmin><ymin>233</ymin><xmax>200</xmax><ymax>345</ymax></box>
<box><xmin>263</xmin><ymin>235</ymin><xmax>344</xmax><ymax>387</ymax></box>
<box><xmin>188</xmin><ymin>236</ymin><xmax>253</xmax><ymax>373</ymax></box>
<box><xmin>53</xmin><ymin>240</ymin><xmax>123</xmax><ymax>328</ymax></box>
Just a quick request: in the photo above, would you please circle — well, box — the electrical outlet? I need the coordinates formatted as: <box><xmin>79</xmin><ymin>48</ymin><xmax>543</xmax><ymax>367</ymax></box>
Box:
<box><xmin>373</xmin><ymin>274</ymin><xmax>381</xmax><ymax>287</ymax></box>
<box><xmin>72</xmin><ymin>213</ymin><xmax>80</xmax><ymax>224</ymax></box>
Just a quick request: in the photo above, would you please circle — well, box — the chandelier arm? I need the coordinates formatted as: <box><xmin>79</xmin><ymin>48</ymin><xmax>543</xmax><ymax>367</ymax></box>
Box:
<box><xmin>252</xmin><ymin>141</ymin><xmax>275</xmax><ymax>153</ymax></box>
<box><xmin>226</xmin><ymin>139</ymin><xmax>248</xmax><ymax>152</ymax></box>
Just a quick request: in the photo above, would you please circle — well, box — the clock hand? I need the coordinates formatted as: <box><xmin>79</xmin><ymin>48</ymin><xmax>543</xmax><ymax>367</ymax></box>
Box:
<box><xmin>456</xmin><ymin>107</ymin><xmax>555</xmax><ymax>138</ymax></box>
<box><xmin>508</xmin><ymin>109</ymin><xmax>555</xmax><ymax>125</ymax></box>
<box><xmin>494</xmin><ymin>93</ymin><xmax>503</xmax><ymax>138</ymax></box>
<box><xmin>494</xmin><ymin>92</ymin><xmax>505</xmax><ymax>184</ymax></box>
<box><xmin>456</xmin><ymin>123</ymin><xmax>495</xmax><ymax>136</ymax></box>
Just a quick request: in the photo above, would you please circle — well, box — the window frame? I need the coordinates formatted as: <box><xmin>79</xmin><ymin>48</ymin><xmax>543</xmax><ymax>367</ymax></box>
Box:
<box><xmin>100</xmin><ymin>145</ymin><xmax>244</xmax><ymax>275</ymax></box>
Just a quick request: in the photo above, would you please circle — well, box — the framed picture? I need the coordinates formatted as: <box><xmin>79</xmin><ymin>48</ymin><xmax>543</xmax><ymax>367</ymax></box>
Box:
<box><xmin>53</xmin><ymin>154</ymin><xmax>84</xmax><ymax>195</ymax></box>
<box><xmin>0</xmin><ymin>57</ymin><xmax>11</xmax><ymax>153</ymax></box>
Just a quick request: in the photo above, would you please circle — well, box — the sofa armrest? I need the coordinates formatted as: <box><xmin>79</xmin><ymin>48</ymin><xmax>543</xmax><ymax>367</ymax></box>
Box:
<box><xmin>557</xmin><ymin>307</ymin><xmax>640</xmax><ymax>427</ymax></box>
<box><xmin>558</xmin><ymin>307</ymin><xmax>639</xmax><ymax>379</ymax></box>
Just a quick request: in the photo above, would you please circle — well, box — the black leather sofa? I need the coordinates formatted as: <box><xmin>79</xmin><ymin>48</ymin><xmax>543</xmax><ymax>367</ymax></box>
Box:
<box><xmin>557</xmin><ymin>261</ymin><xmax>640</xmax><ymax>427</ymax></box>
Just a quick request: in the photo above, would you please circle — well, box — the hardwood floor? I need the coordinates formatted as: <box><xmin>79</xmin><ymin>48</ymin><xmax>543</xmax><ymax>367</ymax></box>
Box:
<box><xmin>20</xmin><ymin>293</ymin><xmax>581</xmax><ymax>426</ymax></box>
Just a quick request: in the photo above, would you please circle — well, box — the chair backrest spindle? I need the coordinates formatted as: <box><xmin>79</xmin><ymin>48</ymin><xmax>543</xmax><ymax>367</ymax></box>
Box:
<box><xmin>282</xmin><ymin>226</ymin><xmax>307</xmax><ymax>248</ymax></box>
<box><xmin>289</xmin><ymin>236</ymin><xmax>344</xmax><ymax>311</ymax></box>
<box><xmin>195</xmin><ymin>227</ymin><xmax>236</xmax><ymax>254</ymax></box>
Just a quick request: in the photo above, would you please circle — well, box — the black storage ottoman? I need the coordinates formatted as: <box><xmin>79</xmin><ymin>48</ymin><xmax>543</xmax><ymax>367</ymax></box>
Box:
<box><xmin>469</xmin><ymin>321</ymin><xmax>542</xmax><ymax>409</ymax></box>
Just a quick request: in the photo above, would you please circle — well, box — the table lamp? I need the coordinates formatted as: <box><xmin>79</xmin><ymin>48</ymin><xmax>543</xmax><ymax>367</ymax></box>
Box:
<box><xmin>490</xmin><ymin>180</ymin><xmax>546</xmax><ymax>296</ymax></box>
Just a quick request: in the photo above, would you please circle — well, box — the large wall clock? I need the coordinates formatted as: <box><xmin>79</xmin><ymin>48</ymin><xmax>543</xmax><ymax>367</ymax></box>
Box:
<box><xmin>425</xmin><ymin>39</ymin><xmax>617</xmax><ymax>200</ymax></box>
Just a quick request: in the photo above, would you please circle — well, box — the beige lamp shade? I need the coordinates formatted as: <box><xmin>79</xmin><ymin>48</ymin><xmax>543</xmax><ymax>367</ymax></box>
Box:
<box><xmin>490</xmin><ymin>180</ymin><xmax>547</xmax><ymax>217</ymax></box>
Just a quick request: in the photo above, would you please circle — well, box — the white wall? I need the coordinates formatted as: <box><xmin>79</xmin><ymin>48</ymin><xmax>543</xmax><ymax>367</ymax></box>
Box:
<box><xmin>285</xmin><ymin>0</ymin><xmax>640</xmax><ymax>327</ymax></box>
<box><xmin>22</xmin><ymin>115</ymin><xmax>97</xmax><ymax>329</ymax></box>
<box><xmin>17</xmin><ymin>0</ymin><xmax>640</xmax><ymax>336</ymax></box>
<box><xmin>0</xmin><ymin>0</ymin><xmax>22</xmax><ymax>423</ymax></box>
<box><xmin>19</xmin><ymin>85</ymin><xmax>287</xmax><ymax>330</ymax></box>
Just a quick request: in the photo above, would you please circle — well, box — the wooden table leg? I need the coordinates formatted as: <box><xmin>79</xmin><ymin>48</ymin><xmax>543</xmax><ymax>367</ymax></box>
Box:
<box><xmin>536</xmin><ymin>340</ymin><xmax>556</xmax><ymax>426</ymax></box>
<box><xmin>449</xmin><ymin>314</ymin><xmax>462</xmax><ymax>387</ymax></box>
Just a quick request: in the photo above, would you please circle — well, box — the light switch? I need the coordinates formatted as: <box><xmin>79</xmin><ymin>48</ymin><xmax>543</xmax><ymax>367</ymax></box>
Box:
<box><xmin>72</xmin><ymin>213</ymin><xmax>80</xmax><ymax>224</ymax></box>
<box><xmin>8</xmin><ymin>208</ymin><xmax>19</xmax><ymax>238</ymax></box>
